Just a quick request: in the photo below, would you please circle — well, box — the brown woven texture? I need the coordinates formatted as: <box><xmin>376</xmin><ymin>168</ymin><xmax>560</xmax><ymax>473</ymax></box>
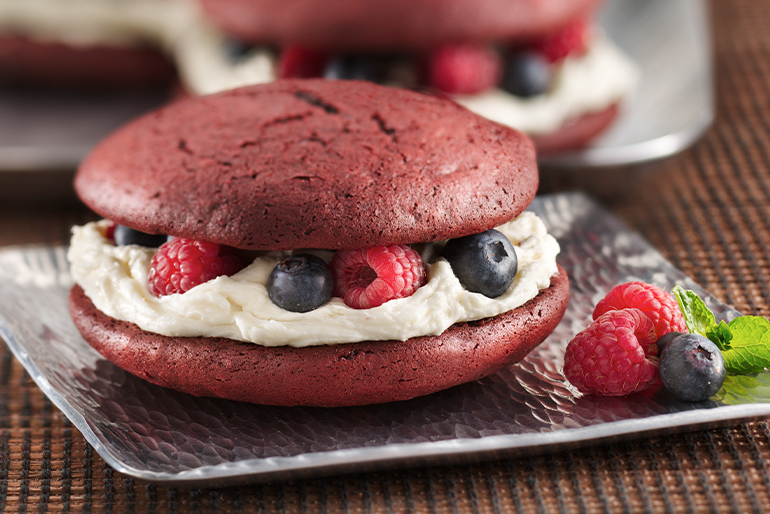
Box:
<box><xmin>1</xmin><ymin>0</ymin><xmax>770</xmax><ymax>511</ymax></box>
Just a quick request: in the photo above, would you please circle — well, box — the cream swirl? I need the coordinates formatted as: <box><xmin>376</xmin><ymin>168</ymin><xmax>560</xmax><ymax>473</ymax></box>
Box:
<box><xmin>68</xmin><ymin>212</ymin><xmax>559</xmax><ymax>347</ymax></box>
<box><xmin>454</xmin><ymin>35</ymin><xmax>639</xmax><ymax>134</ymax></box>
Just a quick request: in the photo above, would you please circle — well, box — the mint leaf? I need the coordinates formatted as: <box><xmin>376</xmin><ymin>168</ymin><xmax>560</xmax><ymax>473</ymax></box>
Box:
<box><xmin>706</xmin><ymin>320</ymin><xmax>732</xmax><ymax>351</ymax></box>
<box><xmin>672</xmin><ymin>284</ymin><xmax>716</xmax><ymax>336</ymax></box>
<box><xmin>722</xmin><ymin>316</ymin><xmax>770</xmax><ymax>374</ymax></box>
<box><xmin>666</xmin><ymin>286</ymin><xmax>770</xmax><ymax>374</ymax></box>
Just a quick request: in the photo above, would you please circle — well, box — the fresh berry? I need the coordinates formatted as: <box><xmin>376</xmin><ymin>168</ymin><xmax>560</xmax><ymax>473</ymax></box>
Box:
<box><xmin>148</xmin><ymin>238</ymin><xmax>244</xmax><ymax>297</ymax></box>
<box><xmin>530</xmin><ymin>18</ymin><xmax>591</xmax><ymax>63</ymax></box>
<box><xmin>426</xmin><ymin>43</ymin><xmax>501</xmax><ymax>95</ymax></box>
<box><xmin>267</xmin><ymin>254</ymin><xmax>333</xmax><ymax>312</ymax></box>
<box><xmin>330</xmin><ymin>244</ymin><xmax>425</xmax><ymax>309</ymax></box>
<box><xmin>442</xmin><ymin>229</ymin><xmax>517</xmax><ymax>298</ymax></box>
<box><xmin>277</xmin><ymin>46</ymin><xmax>328</xmax><ymax>78</ymax></box>
<box><xmin>102</xmin><ymin>220</ymin><xmax>117</xmax><ymax>241</ymax></box>
<box><xmin>114</xmin><ymin>225</ymin><xmax>168</xmax><ymax>248</ymax></box>
<box><xmin>223</xmin><ymin>37</ymin><xmax>256</xmax><ymax>60</ymax></box>
<box><xmin>501</xmin><ymin>51</ymin><xmax>552</xmax><ymax>97</ymax></box>
<box><xmin>656</xmin><ymin>331</ymin><xmax>685</xmax><ymax>355</ymax></box>
<box><xmin>659</xmin><ymin>333</ymin><xmax>726</xmax><ymax>401</ymax></box>
<box><xmin>593</xmin><ymin>281</ymin><xmax>687</xmax><ymax>339</ymax></box>
<box><xmin>564</xmin><ymin>308</ymin><xmax>660</xmax><ymax>396</ymax></box>
<box><xmin>324</xmin><ymin>54</ymin><xmax>386</xmax><ymax>82</ymax></box>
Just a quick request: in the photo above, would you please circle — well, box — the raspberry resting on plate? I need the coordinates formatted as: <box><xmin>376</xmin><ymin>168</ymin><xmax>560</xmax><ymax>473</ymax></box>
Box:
<box><xmin>564</xmin><ymin>308</ymin><xmax>661</xmax><ymax>396</ymax></box>
<box><xmin>593</xmin><ymin>281</ymin><xmax>687</xmax><ymax>339</ymax></box>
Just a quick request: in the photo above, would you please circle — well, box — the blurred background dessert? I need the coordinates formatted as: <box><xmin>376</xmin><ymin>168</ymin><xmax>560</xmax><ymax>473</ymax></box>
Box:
<box><xmin>0</xmin><ymin>0</ymin><xmax>638</xmax><ymax>153</ymax></box>
<box><xmin>196</xmin><ymin>0</ymin><xmax>639</xmax><ymax>154</ymax></box>
<box><xmin>0</xmin><ymin>0</ymin><xmax>182</xmax><ymax>89</ymax></box>
<box><xmin>0</xmin><ymin>0</ymin><xmax>708</xmax><ymax>206</ymax></box>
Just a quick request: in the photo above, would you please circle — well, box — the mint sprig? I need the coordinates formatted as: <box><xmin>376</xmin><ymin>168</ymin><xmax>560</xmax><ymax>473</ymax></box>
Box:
<box><xmin>706</xmin><ymin>320</ymin><xmax>732</xmax><ymax>351</ymax></box>
<box><xmin>672</xmin><ymin>285</ymin><xmax>770</xmax><ymax>374</ymax></box>
<box><xmin>672</xmin><ymin>285</ymin><xmax>721</xmax><ymax>345</ymax></box>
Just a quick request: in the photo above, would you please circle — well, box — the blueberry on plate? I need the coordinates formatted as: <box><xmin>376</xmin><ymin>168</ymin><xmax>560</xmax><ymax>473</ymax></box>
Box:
<box><xmin>659</xmin><ymin>333</ymin><xmax>726</xmax><ymax>402</ymax></box>
<box><xmin>442</xmin><ymin>229</ymin><xmax>518</xmax><ymax>298</ymax></box>
<box><xmin>267</xmin><ymin>254</ymin><xmax>333</xmax><ymax>312</ymax></box>
<box><xmin>501</xmin><ymin>51</ymin><xmax>552</xmax><ymax>98</ymax></box>
<box><xmin>655</xmin><ymin>331</ymin><xmax>685</xmax><ymax>355</ymax></box>
<box><xmin>113</xmin><ymin>225</ymin><xmax>168</xmax><ymax>247</ymax></box>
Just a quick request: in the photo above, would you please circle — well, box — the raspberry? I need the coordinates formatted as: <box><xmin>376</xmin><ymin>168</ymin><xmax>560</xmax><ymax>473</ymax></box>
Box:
<box><xmin>148</xmin><ymin>238</ymin><xmax>244</xmax><ymax>297</ymax></box>
<box><xmin>277</xmin><ymin>46</ymin><xmax>328</xmax><ymax>78</ymax></box>
<box><xmin>530</xmin><ymin>18</ymin><xmax>591</xmax><ymax>63</ymax></box>
<box><xmin>564</xmin><ymin>308</ymin><xmax>661</xmax><ymax>396</ymax></box>
<box><xmin>103</xmin><ymin>220</ymin><xmax>117</xmax><ymax>241</ymax></box>
<box><xmin>426</xmin><ymin>43</ymin><xmax>501</xmax><ymax>95</ymax></box>
<box><xmin>593</xmin><ymin>281</ymin><xmax>687</xmax><ymax>339</ymax></box>
<box><xmin>330</xmin><ymin>244</ymin><xmax>426</xmax><ymax>309</ymax></box>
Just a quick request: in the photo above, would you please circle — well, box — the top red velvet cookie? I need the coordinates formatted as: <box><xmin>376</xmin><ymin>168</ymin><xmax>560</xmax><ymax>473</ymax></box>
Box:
<box><xmin>200</xmin><ymin>0</ymin><xmax>603</xmax><ymax>51</ymax></box>
<box><xmin>74</xmin><ymin>79</ymin><xmax>537</xmax><ymax>251</ymax></box>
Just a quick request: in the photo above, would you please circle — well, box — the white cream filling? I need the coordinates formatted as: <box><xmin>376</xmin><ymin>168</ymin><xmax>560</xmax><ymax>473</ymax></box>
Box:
<box><xmin>181</xmin><ymin>34</ymin><xmax>639</xmax><ymax>133</ymax></box>
<box><xmin>0</xmin><ymin>0</ymin><xmax>637</xmax><ymax>133</ymax></box>
<box><xmin>454</xmin><ymin>35</ymin><xmax>639</xmax><ymax>134</ymax></box>
<box><xmin>67</xmin><ymin>212</ymin><xmax>559</xmax><ymax>348</ymax></box>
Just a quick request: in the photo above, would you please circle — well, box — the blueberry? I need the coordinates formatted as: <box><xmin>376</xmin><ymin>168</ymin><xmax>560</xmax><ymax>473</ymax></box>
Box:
<box><xmin>656</xmin><ymin>331</ymin><xmax>685</xmax><ymax>355</ymax></box>
<box><xmin>267</xmin><ymin>254</ymin><xmax>333</xmax><ymax>312</ymax></box>
<box><xmin>501</xmin><ymin>51</ymin><xmax>552</xmax><ymax>98</ymax></box>
<box><xmin>442</xmin><ymin>229</ymin><xmax>518</xmax><ymax>298</ymax></box>
<box><xmin>113</xmin><ymin>225</ymin><xmax>168</xmax><ymax>247</ymax></box>
<box><xmin>324</xmin><ymin>54</ymin><xmax>386</xmax><ymax>83</ymax></box>
<box><xmin>222</xmin><ymin>37</ymin><xmax>256</xmax><ymax>61</ymax></box>
<box><xmin>659</xmin><ymin>334</ymin><xmax>726</xmax><ymax>402</ymax></box>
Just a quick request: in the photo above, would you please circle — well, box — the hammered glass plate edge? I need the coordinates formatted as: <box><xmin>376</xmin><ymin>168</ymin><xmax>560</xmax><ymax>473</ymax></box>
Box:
<box><xmin>1</xmin><ymin>192</ymin><xmax>768</xmax><ymax>486</ymax></box>
<box><xmin>0</xmin><ymin>309</ymin><xmax>117</xmax><ymax>467</ymax></box>
<box><xmin>119</xmin><ymin>404</ymin><xmax>770</xmax><ymax>485</ymax></box>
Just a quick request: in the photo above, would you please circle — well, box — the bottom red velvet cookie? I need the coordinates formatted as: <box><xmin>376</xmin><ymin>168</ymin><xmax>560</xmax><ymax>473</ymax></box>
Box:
<box><xmin>531</xmin><ymin>103</ymin><xmax>620</xmax><ymax>154</ymax></box>
<box><xmin>68</xmin><ymin>266</ymin><xmax>569</xmax><ymax>407</ymax></box>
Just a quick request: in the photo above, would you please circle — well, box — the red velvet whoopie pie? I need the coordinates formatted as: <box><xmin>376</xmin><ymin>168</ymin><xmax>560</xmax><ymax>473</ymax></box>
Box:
<box><xmin>68</xmin><ymin>79</ymin><xmax>569</xmax><ymax>407</ymax></box>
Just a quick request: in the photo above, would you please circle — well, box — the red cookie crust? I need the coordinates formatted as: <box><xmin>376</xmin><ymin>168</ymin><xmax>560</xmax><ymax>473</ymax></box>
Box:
<box><xmin>69</xmin><ymin>266</ymin><xmax>569</xmax><ymax>407</ymax></box>
<box><xmin>75</xmin><ymin>79</ymin><xmax>538</xmax><ymax>251</ymax></box>
<box><xmin>0</xmin><ymin>36</ymin><xmax>176</xmax><ymax>89</ymax></box>
<box><xmin>531</xmin><ymin>103</ymin><xmax>620</xmax><ymax>154</ymax></box>
<box><xmin>200</xmin><ymin>0</ymin><xmax>603</xmax><ymax>52</ymax></box>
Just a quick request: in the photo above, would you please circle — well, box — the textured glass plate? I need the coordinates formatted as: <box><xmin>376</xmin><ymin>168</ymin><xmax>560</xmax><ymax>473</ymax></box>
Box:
<box><xmin>1</xmin><ymin>193</ymin><xmax>768</xmax><ymax>486</ymax></box>
<box><xmin>0</xmin><ymin>0</ymin><xmax>710</xmax><ymax>174</ymax></box>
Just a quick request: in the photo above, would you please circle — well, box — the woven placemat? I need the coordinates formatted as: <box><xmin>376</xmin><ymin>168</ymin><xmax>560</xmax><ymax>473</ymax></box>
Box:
<box><xmin>3</xmin><ymin>0</ymin><xmax>770</xmax><ymax>512</ymax></box>
<box><xmin>1</xmin><ymin>360</ymin><xmax>770</xmax><ymax>513</ymax></box>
